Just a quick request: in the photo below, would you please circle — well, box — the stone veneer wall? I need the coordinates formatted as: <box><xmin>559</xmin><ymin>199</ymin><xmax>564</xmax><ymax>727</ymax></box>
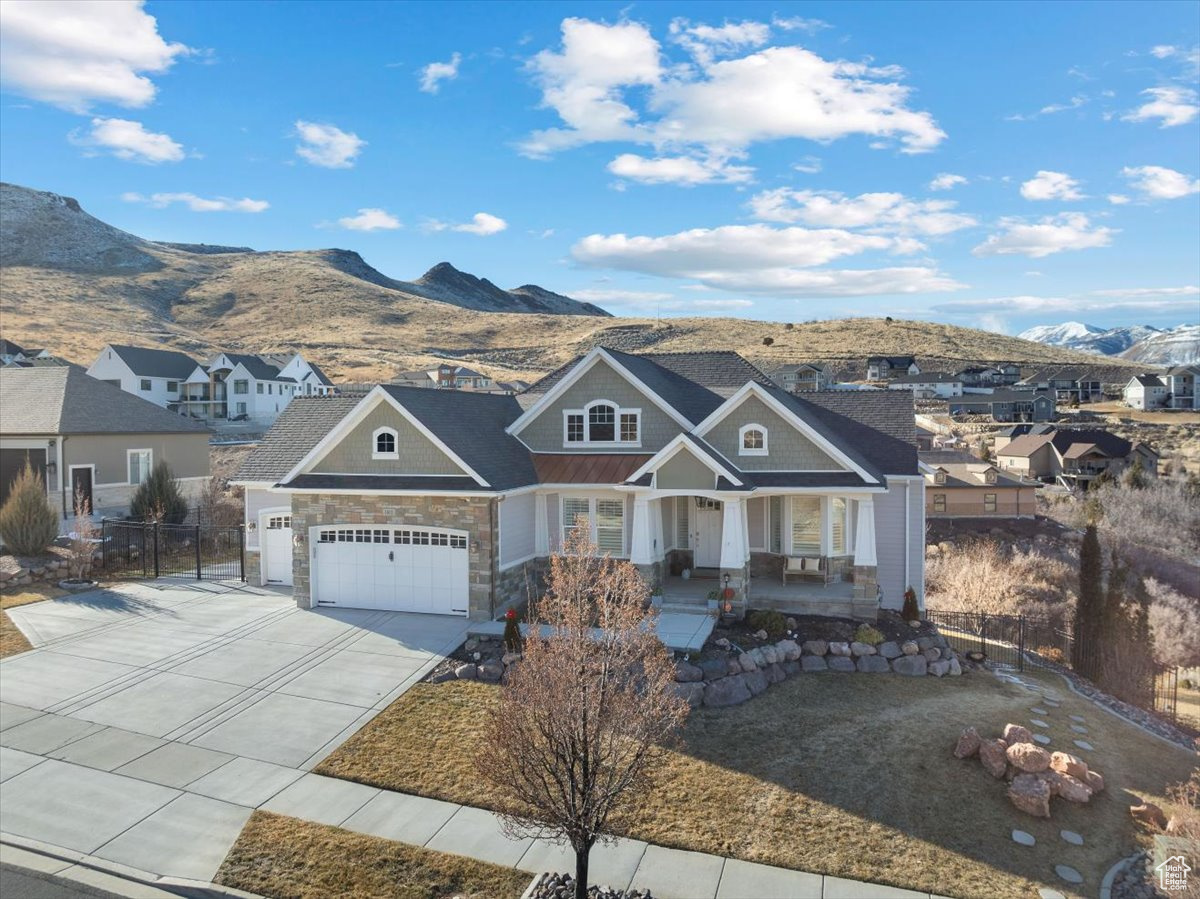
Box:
<box><xmin>290</xmin><ymin>493</ymin><xmax>496</xmax><ymax>619</ymax></box>
<box><xmin>495</xmin><ymin>558</ymin><xmax>549</xmax><ymax>617</ymax></box>
<box><xmin>244</xmin><ymin>552</ymin><xmax>261</xmax><ymax>587</ymax></box>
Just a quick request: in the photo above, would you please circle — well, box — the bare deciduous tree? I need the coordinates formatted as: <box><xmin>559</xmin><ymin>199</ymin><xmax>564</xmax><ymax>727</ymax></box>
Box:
<box><xmin>475</xmin><ymin>526</ymin><xmax>688</xmax><ymax>899</ymax></box>
<box><xmin>66</xmin><ymin>485</ymin><xmax>98</xmax><ymax>582</ymax></box>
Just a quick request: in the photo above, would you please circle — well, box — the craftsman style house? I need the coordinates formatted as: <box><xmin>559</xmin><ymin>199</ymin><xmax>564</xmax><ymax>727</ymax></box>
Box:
<box><xmin>995</xmin><ymin>427</ymin><xmax>1159</xmax><ymax>488</ymax></box>
<box><xmin>234</xmin><ymin>349</ymin><xmax>924</xmax><ymax>623</ymax></box>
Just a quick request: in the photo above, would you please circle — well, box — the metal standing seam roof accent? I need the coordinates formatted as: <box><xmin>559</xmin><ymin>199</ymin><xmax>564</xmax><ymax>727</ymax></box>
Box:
<box><xmin>532</xmin><ymin>453</ymin><xmax>653</xmax><ymax>484</ymax></box>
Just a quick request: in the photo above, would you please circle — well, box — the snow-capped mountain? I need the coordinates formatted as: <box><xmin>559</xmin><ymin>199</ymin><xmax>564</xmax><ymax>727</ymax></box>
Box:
<box><xmin>1017</xmin><ymin>321</ymin><xmax>1167</xmax><ymax>356</ymax></box>
<box><xmin>1018</xmin><ymin>321</ymin><xmax>1108</xmax><ymax>347</ymax></box>
<box><xmin>1119</xmin><ymin>325</ymin><xmax>1200</xmax><ymax>365</ymax></box>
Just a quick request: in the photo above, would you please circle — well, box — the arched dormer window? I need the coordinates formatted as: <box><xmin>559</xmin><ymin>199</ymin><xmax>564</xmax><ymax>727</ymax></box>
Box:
<box><xmin>739</xmin><ymin>424</ymin><xmax>768</xmax><ymax>456</ymax></box>
<box><xmin>563</xmin><ymin>399</ymin><xmax>641</xmax><ymax>446</ymax></box>
<box><xmin>372</xmin><ymin>426</ymin><xmax>399</xmax><ymax>459</ymax></box>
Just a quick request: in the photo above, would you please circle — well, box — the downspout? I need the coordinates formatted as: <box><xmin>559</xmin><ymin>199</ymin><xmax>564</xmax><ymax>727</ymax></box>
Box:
<box><xmin>903</xmin><ymin>480</ymin><xmax>910</xmax><ymax>595</ymax></box>
<box><xmin>59</xmin><ymin>436</ymin><xmax>68</xmax><ymax>519</ymax></box>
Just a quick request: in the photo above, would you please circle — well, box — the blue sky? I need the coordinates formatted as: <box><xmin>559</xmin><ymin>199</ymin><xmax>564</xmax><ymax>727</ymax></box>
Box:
<box><xmin>1</xmin><ymin>1</ymin><xmax>1198</xmax><ymax>334</ymax></box>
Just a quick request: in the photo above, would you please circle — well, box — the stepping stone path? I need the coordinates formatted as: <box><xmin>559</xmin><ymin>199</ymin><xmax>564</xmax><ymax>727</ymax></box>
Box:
<box><xmin>1031</xmin><ymin>707</ymin><xmax>1049</xmax><ymax>715</ymax></box>
<box><xmin>1070</xmin><ymin>725</ymin><xmax>1088</xmax><ymax>734</ymax></box>
<box><xmin>1038</xmin><ymin>890</ymin><xmax>1067</xmax><ymax>899</ymax></box>
<box><xmin>1055</xmin><ymin>865</ymin><xmax>1083</xmax><ymax>885</ymax></box>
<box><xmin>1060</xmin><ymin>831</ymin><xmax>1084</xmax><ymax>846</ymax></box>
<box><xmin>1012</xmin><ymin>830</ymin><xmax>1036</xmax><ymax>846</ymax></box>
<box><xmin>1033</xmin><ymin>734</ymin><xmax>1051</xmax><ymax>745</ymax></box>
<box><xmin>1030</xmin><ymin>719</ymin><xmax>1049</xmax><ymax>728</ymax></box>
<box><xmin>1069</xmin><ymin>715</ymin><xmax>1085</xmax><ymax>723</ymax></box>
<box><xmin>1074</xmin><ymin>740</ymin><xmax>1095</xmax><ymax>751</ymax></box>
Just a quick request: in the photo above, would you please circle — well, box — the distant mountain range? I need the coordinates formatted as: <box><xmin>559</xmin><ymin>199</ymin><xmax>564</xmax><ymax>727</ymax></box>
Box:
<box><xmin>1018</xmin><ymin>321</ymin><xmax>1199</xmax><ymax>365</ymax></box>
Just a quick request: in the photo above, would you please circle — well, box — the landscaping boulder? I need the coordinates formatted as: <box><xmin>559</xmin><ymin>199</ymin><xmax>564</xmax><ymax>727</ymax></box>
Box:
<box><xmin>454</xmin><ymin>663</ymin><xmax>478</xmax><ymax>680</ymax></box>
<box><xmin>1130</xmin><ymin>801</ymin><xmax>1167</xmax><ymax>829</ymax></box>
<box><xmin>1036</xmin><ymin>769</ymin><xmax>1064</xmax><ymax>797</ymax></box>
<box><xmin>940</xmin><ymin>647</ymin><xmax>954</xmax><ymax>660</ymax></box>
<box><xmin>1006</xmin><ymin>742</ymin><xmax>1051</xmax><ymax>773</ymax></box>
<box><xmin>764</xmin><ymin>663</ymin><xmax>786</xmax><ymax>685</ymax></box>
<box><xmin>478</xmin><ymin>661</ymin><xmax>504</xmax><ymax>683</ymax></box>
<box><xmin>850</xmin><ymin>641</ymin><xmax>876</xmax><ymax>657</ymax></box>
<box><xmin>430</xmin><ymin>671</ymin><xmax>458</xmax><ymax>684</ymax></box>
<box><xmin>928</xmin><ymin>660</ymin><xmax>951</xmax><ymax>677</ymax></box>
<box><xmin>857</xmin><ymin>655</ymin><xmax>890</xmax><ymax>673</ymax></box>
<box><xmin>948</xmin><ymin>657</ymin><xmax>963</xmax><ymax>676</ymax></box>
<box><xmin>1084</xmin><ymin>770</ymin><xmax>1104</xmax><ymax>794</ymax></box>
<box><xmin>1008</xmin><ymin>773</ymin><xmax>1052</xmax><ymax>818</ymax></box>
<box><xmin>901</xmin><ymin>641</ymin><xmax>919</xmax><ymax>656</ymax></box>
<box><xmin>1048</xmin><ymin>751</ymin><xmax>1087</xmax><ymax>780</ymax></box>
<box><xmin>1057</xmin><ymin>773</ymin><xmax>1093</xmax><ymax>804</ymax></box>
<box><xmin>827</xmin><ymin>656</ymin><xmax>856</xmax><ymax>673</ymax></box>
<box><xmin>776</xmin><ymin>639</ymin><xmax>801</xmax><ymax>661</ymax></box>
<box><xmin>761</xmin><ymin>645</ymin><xmax>779</xmax><ymax>665</ymax></box>
<box><xmin>743</xmin><ymin>669</ymin><xmax>769</xmax><ymax>696</ymax></box>
<box><xmin>801</xmin><ymin>655</ymin><xmax>828</xmax><ymax>672</ymax></box>
<box><xmin>922</xmin><ymin>648</ymin><xmax>942</xmax><ymax>663</ymax></box>
<box><xmin>672</xmin><ymin>682</ymin><xmax>705</xmax><ymax>708</ymax></box>
<box><xmin>802</xmin><ymin>639</ymin><xmax>828</xmax><ymax>656</ymax></box>
<box><xmin>501</xmin><ymin>652</ymin><xmax>522</xmax><ymax>666</ymax></box>
<box><xmin>726</xmin><ymin>657</ymin><xmax>742</xmax><ymax>675</ymax></box>
<box><xmin>1002</xmin><ymin>723</ymin><xmax>1034</xmax><ymax>746</ymax></box>
<box><xmin>781</xmin><ymin>660</ymin><xmax>800</xmax><ymax>676</ymax></box>
<box><xmin>892</xmin><ymin>655</ymin><xmax>927</xmax><ymax>677</ymax></box>
<box><xmin>747</xmin><ymin>647</ymin><xmax>768</xmax><ymax>669</ymax></box>
<box><xmin>715</xmin><ymin>637</ymin><xmax>731</xmax><ymax>650</ymax></box>
<box><xmin>828</xmin><ymin>641</ymin><xmax>851</xmax><ymax>657</ymax></box>
<box><xmin>917</xmin><ymin>636</ymin><xmax>937</xmax><ymax>651</ymax></box>
<box><xmin>700</xmin><ymin>657</ymin><xmax>731</xmax><ymax>680</ymax></box>
<box><xmin>704</xmin><ymin>675</ymin><xmax>752</xmax><ymax>707</ymax></box>
<box><xmin>878</xmin><ymin>641</ymin><xmax>902</xmax><ymax>659</ymax></box>
<box><xmin>675</xmin><ymin>660</ymin><xmax>704</xmax><ymax>683</ymax></box>
<box><xmin>980</xmin><ymin>738</ymin><xmax>1009</xmax><ymax>778</ymax></box>
<box><xmin>786</xmin><ymin>617</ymin><xmax>797</xmax><ymax>630</ymax></box>
<box><xmin>953</xmin><ymin>727</ymin><xmax>981</xmax><ymax>759</ymax></box>
<box><xmin>736</xmin><ymin>652</ymin><xmax>758</xmax><ymax>673</ymax></box>
<box><xmin>754</xmin><ymin>629</ymin><xmax>769</xmax><ymax>640</ymax></box>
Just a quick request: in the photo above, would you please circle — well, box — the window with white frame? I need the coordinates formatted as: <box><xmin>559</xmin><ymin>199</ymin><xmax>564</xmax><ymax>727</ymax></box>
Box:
<box><xmin>933</xmin><ymin>493</ymin><xmax>946</xmax><ymax>513</ymax></box>
<box><xmin>790</xmin><ymin>496</ymin><xmax>821</xmax><ymax>555</ymax></box>
<box><xmin>166</xmin><ymin>381</ymin><xmax>178</xmax><ymax>393</ymax></box>
<box><xmin>373</xmin><ymin>426</ymin><xmax>399</xmax><ymax>459</ymax></box>
<box><xmin>563</xmin><ymin>400</ymin><xmax>640</xmax><ymax>446</ymax></box>
<box><xmin>233</xmin><ymin>379</ymin><xmax>249</xmax><ymax>394</ymax></box>
<box><xmin>128</xmin><ymin>449</ymin><xmax>152</xmax><ymax>485</ymax></box>
<box><xmin>984</xmin><ymin>493</ymin><xmax>997</xmax><ymax>513</ymax></box>
<box><xmin>831</xmin><ymin>497</ymin><xmax>848</xmax><ymax>554</ymax></box>
<box><xmin>139</xmin><ymin>379</ymin><xmax>152</xmax><ymax>392</ymax></box>
<box><xmin>560</xmin><ymin>496</ymin><xmax>625</xmax><ymax>555</ymax></box>
<box><xmin>256</xmin><ymin>383</ymin><xmax>264</xmax><ymax>394</ymax></box>
<box><xmin>739</xmin><ymin>423</ymin><xmax>768</xmax><ymax>455</ymax></box>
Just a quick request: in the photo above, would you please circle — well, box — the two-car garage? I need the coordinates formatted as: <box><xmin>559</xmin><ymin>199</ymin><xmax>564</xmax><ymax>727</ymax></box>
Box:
<box><xmin>310</xmin><ymin>525</ymin><xmax>470</xmax><ymax>616</ymax></box>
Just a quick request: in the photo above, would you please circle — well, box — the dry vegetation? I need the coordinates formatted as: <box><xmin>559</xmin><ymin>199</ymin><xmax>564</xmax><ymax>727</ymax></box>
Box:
<box><xmin>0</xmin><ymin>584</ymin><xmax>61</xmax><ymax>657</ymax></box>
<box><xmin>214</xmin><ymin>811</ymin><xmax>531</xmax><ymax>899</ymax></box>
<box><xmin>926</xmin><ymin>538</ymin><xmax>1077</xmax><ymax>621</ymax></box>
<box><xmin>317</xmin><ymin>673</ymin><xmax>1196</xmax><ymax>899</ymax></box>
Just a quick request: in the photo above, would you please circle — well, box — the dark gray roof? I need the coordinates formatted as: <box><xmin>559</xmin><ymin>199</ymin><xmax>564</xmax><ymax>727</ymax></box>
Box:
<box><xmin>218</xmin><ymin>353</ymin><xmax>284</xmax><ymax>381</ymax></box>
<box><xmin>233</xmin><ymin>395</ymin><xmax>363</xmax><ymax>481</ymax></box>
<box><xmin>952</xmin><ymin>389</ymin><xmax>1054</xmax><ymax>404</ymax></box>
<box><xmin>739</xmin><ymin>471</ymin><xmax>874</xmax><ymax>488</ymax></box>
<box><xmin>306</xmin><ymin>363</ymin><xmax>334</xmax><ymax>386</ymax></box>
<box><xmin>1165</xmin><ymin>364</ymin><xmax>1200</xmax><ymax>376</ymax></box>
<box><xmin>1131</xmin><ymin>374</ymin><xmax>1165</xmax><ymax>387</ymax></box>
<box><xmin>867</xmin><ymin>355</ymin><xmax>916</xmax><ymax>367</ymax></box>
<box><xmin>0</xmin><ymin>339</ymin><xmax>26</xmax><ymax>356</ymax></box>
<box><xmin>0</xmin><ymin>367</ymin><xmax>210</xmax><ymax>435</ymax></box>
<box><xmin>891</xmin><ymin>371</ymin><xmax>961</xmax><ymax>384</ymax></box>
<box><xmin>108</xmin><ymin>344</ymin><xmax>200</xmax><ymax>380</ymax></box>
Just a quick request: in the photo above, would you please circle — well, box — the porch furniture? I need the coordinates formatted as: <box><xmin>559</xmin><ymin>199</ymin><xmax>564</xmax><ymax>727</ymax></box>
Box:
<box><xmin>783</xmin><ymin>555</ymin><xmax>832</xmax><ymax>586</ymax></box>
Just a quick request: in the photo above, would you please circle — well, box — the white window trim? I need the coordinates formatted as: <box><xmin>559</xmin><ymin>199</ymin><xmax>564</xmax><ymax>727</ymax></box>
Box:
<box><xmin>372</xmin><ymin>426</ymin><xmax>400</xmax><ymax>460</ymax></box>
<box><xmin>561</xmin><ymin>399</ymin><xmax>642</xmax><ymax>448</ymax></box>
<box><xmin>127</xmin><ymin>448</ymin><xmax>153</xmax><ymax>486</ymax></box>
<box><xmin>738</xmin><ymin>423</ymin><xmax>768</xmax><ymax>456</ymax></box>
<box><xmin>559</xmin><ymin>493</ymin><xmax>627</xmax><ymax>557</ymax></box>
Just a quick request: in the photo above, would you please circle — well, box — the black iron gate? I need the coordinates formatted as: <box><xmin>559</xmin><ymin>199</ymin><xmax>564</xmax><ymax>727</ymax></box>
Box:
<box><xmin>101</xmin><ymin>519</ymin><xmax>245</xmax><ymax>581</ymax></box>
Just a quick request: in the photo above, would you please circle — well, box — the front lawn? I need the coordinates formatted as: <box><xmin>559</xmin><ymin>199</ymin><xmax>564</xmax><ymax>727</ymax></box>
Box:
<box><xmin>0</xmin><ymin>584</ymin><xmax>63</xmax><ymax>658</ymax></box>
<box><xmin>215</xmin><ymin>811</ymin><xmax>531</xmax><ymax>899</ymax></box>
<box><xmin>316</xmin><ymin>668</ymin><xmax>1197</xmax><ymax>899</ymax></box>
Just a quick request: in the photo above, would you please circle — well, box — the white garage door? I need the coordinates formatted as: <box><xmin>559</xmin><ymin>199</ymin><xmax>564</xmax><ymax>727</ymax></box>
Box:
<box><xmin>311</xmin><ymin>526</ymin><xmax>469</xmax><ymax>615</ymax></box>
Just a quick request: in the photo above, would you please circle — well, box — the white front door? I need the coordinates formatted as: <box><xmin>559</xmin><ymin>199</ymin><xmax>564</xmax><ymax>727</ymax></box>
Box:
<box><xmin>262</xmin><ymin>513</ymin><xmax>293</xmax><ymax>585</ymax></box>
<box><xmin>694</xmin><ymin>499</ymin><xmax>723</xmax><ymax>568</ymax></box>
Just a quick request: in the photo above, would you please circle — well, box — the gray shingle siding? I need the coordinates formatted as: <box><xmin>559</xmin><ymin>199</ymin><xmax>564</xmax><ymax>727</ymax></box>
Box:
<box><xmin>705</xmin><ymin>395</ymin><xmax>842</xmax><ymax>471</ymax></box>
<box><xmin>312</xmin><ymin>403</ymin><xmax>465</xmax><ymax>475</ymax></box>
<box><xmin>656</xmin><ymin>451</ymin><xmax>717</xmax><ymax>490</ymax></box>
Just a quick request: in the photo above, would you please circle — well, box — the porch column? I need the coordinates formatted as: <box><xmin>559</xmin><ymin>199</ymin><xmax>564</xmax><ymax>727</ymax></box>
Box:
<box><xmin>630</xmin><ymin>496</ymin><xmax>655</xmax><ymax>565</ymax></box>
<box><xmin>720</xmin><ymin>498</ymin><xmax>748</xmax><ymax>569</ymax></box>
<box><xmin>853</xmin><ymin>498</ymin><xmax>877</xmax><ymax>567</ymax></box>
<box><xmin>651</xmin><ymin>498</ymin><xmax>665</xmax><ymax>560</ymax></box>
<box><xmin>740</xmin><ymin>497</ymin><xmax>750</xmax><ymax>560</ymax></box>
<box><xmin>533</xmin><ymin>493</ymin><xmax>548</xmax><ymax>556</ymax></box>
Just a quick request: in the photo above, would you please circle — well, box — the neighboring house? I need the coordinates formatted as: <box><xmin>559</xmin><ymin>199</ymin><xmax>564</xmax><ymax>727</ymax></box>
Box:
<box><xmin>0</xmin><ymin>366</ymin><xmax>210</xmax><ymax>520</ymax></box>
<box><xmin>887</xmin><ymin>372</ymin><xmax>964</xmax><ymax>398</ymax></box>
<box><xmin>948</xmin><ymin>389</ymin><xmax>1057</xmax><ymax>422</ymax></box>
<box><xmin>992</xmin><ymin>423</ymin><xmax>1056</xmax><ymax>452</ymax></box>
<box><xmin>1123</xmin><ymin>374</ymin><xmax>1168</xmax><ymax>410</ymax></box>
<box><xmin>996</xmin><ymin>427</ymin><xmax>1158</xmax><ymax>487</ymax></box>
<box><xmin>1019</xmin><ymin>367</ymin><xmax>1104</xmax><ymax>403</ymax></box>
<box><xmin>914</xmin><ymin>425</ymin><xmax>937</xmax><ymax>451</ymax></box>
<box><xmin>866</xmin><ymin>356</ymin><xmax>920</xmax><ymax>380</ymax></box>
<box><xmin>0</xmin><ymin>339</ymin><xmax>51</xmax><ymax>366</ymax></box>
<box><xmin>770</xmin><ymin>363</ymin><xmax>831</xmax><ymax>393</ymax></box>
<box><xmin>920</xmin><ymin>450</ymin><xmax>1039</xmax><ymax>519</ymax></box>
<box><xmin>1162</xmin><ymin>364</ymin><xmax>1200</xmax><ymax>410</ymax></box>
<box><xmin>233</xmin><ymin>348</ymin><xmax>925</xmax><ymax>622</ymax></box>
<box><xmin>956</xmin><ymin>364</ymin><xmax>1021</xmax><ymax>387</ymax></box>
<box><xmin>393</xmin><ymin>363</ymin><xmax>494</xmax><ymax>390</ymax></box>
<box><xmin>88</xmin><ymin>345</ymin><xmax>201</xmax><ymax>410</ymax></box>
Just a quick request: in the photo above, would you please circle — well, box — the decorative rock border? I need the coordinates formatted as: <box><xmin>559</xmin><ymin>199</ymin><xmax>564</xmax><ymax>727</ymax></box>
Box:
<box><xmin>0</xmin><ymin>557</ymin><xmax>72</xmax><ymax>588</ymax></box>
<box><xmin>674</xmin><ymin>632</ymin><xmax>962</xmax><ymax>707</ymax></box>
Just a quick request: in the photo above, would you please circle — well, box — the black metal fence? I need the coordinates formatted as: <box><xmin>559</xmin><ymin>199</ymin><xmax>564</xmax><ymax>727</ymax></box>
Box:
<box><xmin>927</xmin><ymin>609</ymin><xmax>1181</xmax><ymax>723</ymax></box>
<box><xmin>101</xmin><ymin>519</ymin><xmax>244</xmax><ymax>582</ymax></box>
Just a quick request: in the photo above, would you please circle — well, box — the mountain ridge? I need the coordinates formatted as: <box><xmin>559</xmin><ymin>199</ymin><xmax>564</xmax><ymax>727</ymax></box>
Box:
<box><xmin>1019</xmin><ymin>319</ymin><xmax>1196</xmax><ymax>364</ymax></box>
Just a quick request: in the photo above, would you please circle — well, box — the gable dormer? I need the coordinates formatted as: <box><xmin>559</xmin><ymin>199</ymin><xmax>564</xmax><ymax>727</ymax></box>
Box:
<box><xmin>932</xmin><ymin>468</ymin><xmax>948</xmax><ymax>486</ymax></box>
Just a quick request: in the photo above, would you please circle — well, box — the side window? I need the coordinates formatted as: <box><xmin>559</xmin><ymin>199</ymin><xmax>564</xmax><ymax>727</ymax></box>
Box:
<box><xmin>139</xmin><ymin>379</ymin><xmax>152</xmax><ymax>391</ymax></box>
<box><xmin>984</xmin><ymin>493</ymin><xmax>997</xmax><ymax>513</ymax></box>
<box><xmin>933</xmin><ymin>494</ymin><xmax>946</xmax><ymax>513</ymax></box>
<box><xmin>739</xmin><ymin>424</ymin><xmax>767</xmax><ymax>455</ymax></box>
<box><xmin>373</xmin><ymin>427</ymin><xmax>399</xmax><ymax>459</ymax></box>
<box><xmin>565</xmin><ymin>413</ymin><xmax>584</xmax><ymax>443</ymax></box>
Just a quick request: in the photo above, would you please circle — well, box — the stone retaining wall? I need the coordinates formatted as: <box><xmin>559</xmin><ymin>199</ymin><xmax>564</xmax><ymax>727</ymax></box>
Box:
<box><xmin>0</xmin><ymin>557</ymin><xmax>72</xmax><ymax>588</ymax></box>
<box><xmin>673</xmin><ymin>633</ymin><xmax>961</xmax><ymax>707</ymax></box>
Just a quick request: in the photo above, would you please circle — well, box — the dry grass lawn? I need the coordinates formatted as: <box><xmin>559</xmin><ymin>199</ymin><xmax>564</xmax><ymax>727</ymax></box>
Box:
<box><xmin>0</xmin><ymin>584</ymin><xmax>62</xmax><ymax>658</ymax></box>
<box><xmin>1178</xmin><ymin>683</ymin><xmax>1200</xmax><ymax>732</ymax></box>
<box><xmin>317</xmin><ymin>669</ymin><xmax>1197</xmax><ymax>899</ymax></box>
<box><xmin>215</xmin><ymin>811</ymin><xmax>531</xmax><ymax>899</ymax></box>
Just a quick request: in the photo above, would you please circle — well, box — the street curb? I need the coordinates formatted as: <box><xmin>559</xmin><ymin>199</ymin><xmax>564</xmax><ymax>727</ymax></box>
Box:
<box><xmin>0</xmin><ymin>836</ymin><xmax>261</xmax><ymax>899</ymax></box>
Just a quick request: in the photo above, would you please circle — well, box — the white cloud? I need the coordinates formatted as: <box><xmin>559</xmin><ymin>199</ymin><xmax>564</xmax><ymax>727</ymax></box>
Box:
<box><xmin>793</xmin><ymin>155</ymin><xmax>822</xmax><ymax>174</ymax></box>
<box><xmin>771</xmin><ymin>16</ymin><xmax>831</xmax><ymax>33</ymax></box>
<box><xmin>1121</xmin><ymin>165</ymin><xmax>1200</xmax><ymax>200</ymax></box>
<box><xmin>418</xmin><ymin>52</ymin><xmax>461</xmax><ymax>94</ymax></box>
<box><xmin>972</xmin><ymin>213</ymin><xmax>1115</xmax><ymax>258</ymax></box>
<box><xmin>747</xmin><ymin>188</ymin><xmax>977</xmax><ymax>236</ymax></box>
<box><xmin>1123</xmin><ymin>86</ymin><xmax>1199</xmax><ymax>127</ymax></box>
<box><xmin>607</xmin><ymin>152</ymin><xmax>753</xmax><ymax>185</ymax></box>
<box><xmin>70</xmin><ymin>117</ymin><xmax>183</xmax><ymax>163</ymax></box>
<box><xmin>573</xmin><ymin>288</ymin><xmax>754</xmax><ymax>314</ymax></box>
<box><xmin>573</xmin><ymin>288</ymin><xmax>676</xmax><ymax>304</ymax></box>
<box><xmin>1107</xmin><ymin>193</ymin><xmax>1130</xmax><ymax>205</ymax></box>
<box><xmin>570</xmin><ymin>223</ymin><xmax>964</xmax><ymax>297</ymax></box>
<box><xmin>929</xmin><ymin>173</ymin><xmax>967</xmax><ymax>191</ymax></box>
<box><xmin>0</xmin><ymin>0</ymin><xmax>190</xmax><ymax>112</ymax></box>
<box><xmin>294</xmin><ymin>120</ymin><xmax>365</xmax><ymax>168</ymax></box>
<box><xmin>1020</xmin><ymin>170</ymin><xmax>1084</xmax><ymax>201</ymax></box>
<box><xmin>1090</xmin><ymin>285</ymin><xmax>1199</xmax><ymax>298</ymax></box>
<box><xmin>337</xmin><ymin>208</ymin><xmax>401</xmax><ymax>231</ymax></box>
<box><xmin>668</xmin><ymin>19</ymin><xmax>770</xmax><ymax>65</ymax></box>
<box><xmin>933</xmin><ymin>294</ymin><xmax>1197</xmax><ymax>315</ymax></box>
<box><xmin>425</xmin><ymin>212</ymin><xmax>508</xmax><ymax>236</ymax></box>
<box><xmin>1150</xmin><ymin>45</ymin><xmax>1177</xmax><ymax>59</ymax></box>
<box><xmin>122</xmin><ymin>192</ymin><xmax>268</xmax><ymax>213</ymax></box>
<box><xmin>520</xmin><ymin>18</ymin><xmax>945</xmax><ymax>162</ymax></box>
<box><xmin>1006</xmin><ymin>95</ymin><xmax>1086</xmax><ymax>121</ymax></box>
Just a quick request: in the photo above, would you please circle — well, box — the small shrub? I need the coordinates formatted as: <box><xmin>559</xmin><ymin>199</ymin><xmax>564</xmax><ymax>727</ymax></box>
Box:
<box><xmin>0</xmin><ymin>461</ymin><xmax>58</xmax><ymax>556</ymax></box>
<box><xmin>1034</xmin><ymin>645</ymin><xmax>1066</xmax><ymax>665</ymax></box>
<box><xmin>747</xmin><ymin>609</ymin><xmax>788</xmax><ymax>638</ymax></box>
<box><xmin>762</xmin><ymin>337</ymin><xmax>774</xmax><ymax>347</ymax></box>
<box><xmin>502</xmin><ymin>607</ymin><xmax>522</xmax><ymax>653</ymax></box>
<box><xmin>901</xmin><ymin>587</ymin><xmax>920</xmax><ymax>622</ymax></box>
<box><xmin>854</xmin><ymin>624</ymin><xmax>885</xmax><ymax>645</ymax></box>
<box><xmin>784</xmin><ymin>323</ymin><xmax>794</xmax><ymax>330</ymax></box>
<box><xmin>130</xmin><ymin>461</ymin><xmax>188</xmax><ymax>524</ymax></box>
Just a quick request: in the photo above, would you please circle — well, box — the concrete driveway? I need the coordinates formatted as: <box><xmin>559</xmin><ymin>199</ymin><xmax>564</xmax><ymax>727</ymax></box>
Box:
<box><xmin>0</xmin><ymin>580</ymin><xmax>469</xmax><ymax>884</ymax></box>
